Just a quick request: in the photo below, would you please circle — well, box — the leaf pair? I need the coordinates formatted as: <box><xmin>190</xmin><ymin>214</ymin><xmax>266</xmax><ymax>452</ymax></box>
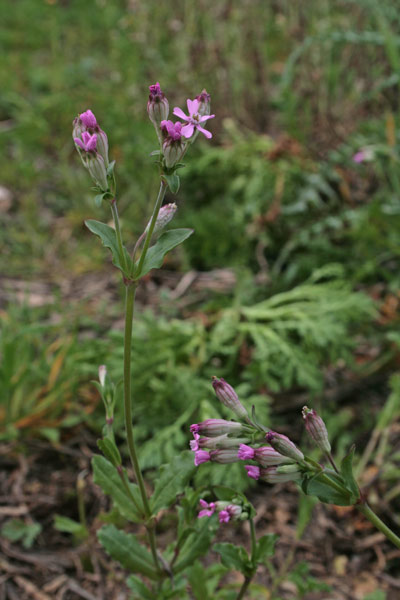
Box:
<box><xmin>85</xmin><ymin>219</ymin><xmax>193</xmax><ymax>280</ymax></box>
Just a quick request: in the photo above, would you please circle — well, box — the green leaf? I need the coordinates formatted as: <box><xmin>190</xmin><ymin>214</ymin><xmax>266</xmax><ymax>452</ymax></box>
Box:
<box><xmin>97</xmin><ymin>437</ymin><xmax>121</xmax><ymax>467</ymax></box>
<box><xmin>97</xmin><ymin>525</ymin><xmax>158</xmax><ymax>580</ymax></box>
<box><xmin>213</xmin><ymin>542</ymin><xmax>251</xmax><ymax>576</ymax></box>
<box><xmin>151</xmin><ymin>451</ymin><xmax>196</xmax><ymax>514</ymax></box>
<box><xmin>254</xmin><ymin>534</ymin><xmax>278</xmax><ymax>564</ymax></box>
<box><xmin>94</xmin><ymin>193</ymin><xmax>105</xmax><ymax>207</ymax></box>
<box><xmin>174</xmin><ymin>516</ymin><xmax>218</xmax><ymax>574</ymax></box>
<box><xmin>85</xmin><ymin>219</ymin><xmax>132</xmax><ymax>275</ymax></box>
<box><xmin>92</xmin><ymin>455</ymin><xmax>143</xmax><ymax>522</ymax></box>
<box><xmin>136</xmin><ymin>228</ymin><xmax>194</xmax><ymax>278</ymax></box>
<box><xmin>162</xmin><ymin>173</ymin><xmax>180</xmax><ymax>194</ymax></box>
<box><xmin>127</xmin><ymin>575</ymin><xmax>154</xmax><ymax>599</ymax></box>
<box><xmin>340</xmin><ymin>446</ymin><xmax>360</xmax><ymax>501</ymax></box>
<box><xmin>1</xmin><ymin>519</ymin><xmax>42</xmax><ymax>549</ymax></box>
<box><xmin>53</xmin><ymin>515</ymin><xmax>88</xmax><ymax>540</ymax></box>
<box><xmin>302</xmin><ymin>472</ymin><xmax>353</xmax><ymax>506</ymax></box>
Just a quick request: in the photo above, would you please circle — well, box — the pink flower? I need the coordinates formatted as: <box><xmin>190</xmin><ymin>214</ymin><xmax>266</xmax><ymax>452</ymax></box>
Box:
<box><xmin>198</xmin><ymin>499</ymin><xmax>215</xmax><ymax>518</ymax></box>
<box><xmin>245</xmin><ymin>465</ymin><xmax>260</xmax><ymax>480</ymax></box>
<box><xmin>74</xmin><ymin>131</ymin><xmax>97</xmax><ymax>152</ymax></box>
<box><xmin>238</xmin><ymin>444</ymin><xmax>255</xmax><ymax>460</ymax></box>
<box><xmin>219</xmin><ymin>510</ymin><xmax>231</xmax><ymax>523</ymax></box>
<box><xmin>194</xmin><ymin>450</ymin><xmax>211</xmax><ymax>466</ymax></box>
<box><xmin>173</xmin><ymin>99</ymin><xmax>215</xmax><ymax>139</ymax></box>
<box><xmin>79</xmin><ymin>109</ymin><xmax>97</xmax><ymax>129</ymax></box>
<box><xmin>190</xmin><ymin>433</ymin><xmax>200</xmax><ymax>451</ymax></box>
<box><xmin>161</xmin><ymin>120</ymin><xmax>183</xmax><ymax>141</ymax></box>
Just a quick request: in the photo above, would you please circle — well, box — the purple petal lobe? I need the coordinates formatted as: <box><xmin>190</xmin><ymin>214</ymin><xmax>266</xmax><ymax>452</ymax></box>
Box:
<box><xmin>181</xmin><ymin>123</ymin><xmax>195</xmax><ymax>138</ymax></box>
<box><xmin>196</xmin><ymin>126</ymin><xmax>212</xmax><ymax>139</ymax></box>
<box><xmin>173</xmin><ymin>107</ymin><xmax>188</xmax><ymax>120</ymax></box>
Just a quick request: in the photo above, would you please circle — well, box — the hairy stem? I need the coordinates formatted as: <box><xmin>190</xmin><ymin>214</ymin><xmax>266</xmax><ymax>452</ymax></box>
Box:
<box><xmin>123</xmin><ymin>283</ymin><xmax>160</xmax><ymax>572</ymax></box>
<box><xmin>110</xmin><ymin>199</ymin><xmax>128</xmax><ymax>274</ymax></box>
<box><xmin>135</xmin><ymin>180</ymin><xmax>167</xmax><ymax>276</ymax></box>
<box><xmin>357</xmin><ymin>502</ymin><xmax>400</xmax><ymax>548</ymax></box>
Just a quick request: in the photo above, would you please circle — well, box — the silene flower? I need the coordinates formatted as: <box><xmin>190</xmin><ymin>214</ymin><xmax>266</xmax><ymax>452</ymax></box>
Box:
<box><xmin>173</xmin><ymin>98</ymin><xmax>215</xmax><ymax>139</ymax></box>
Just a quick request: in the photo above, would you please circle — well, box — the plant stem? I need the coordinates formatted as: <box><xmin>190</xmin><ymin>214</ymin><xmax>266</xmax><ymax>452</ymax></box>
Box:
<box><xmin>236</xmin><ymin>518</ymin><xmax>257</xmax><ymax>600</ymax></box>
<box><xmin>135</xmin><ymin>180</ymin><xmax>167</xmax><ymax>276</ymax></box>
<box><xmin>110</xmin><ymin>199</ymin><xmax>128</xmax><ymax>273</ymax></box>
<box><xmin>326</xmin><ymin>452</ymin><xmax>340</xmax><ymax>474</ymax></box>
<box><xmin>357</xmin><ymin>502</ymin><xmax>400</xmax><ymax>548</ymax></box>
<box><xmin>123</xmin><ymin>283</ymin><xmax>160</xmax><ymax>573</ymax></box>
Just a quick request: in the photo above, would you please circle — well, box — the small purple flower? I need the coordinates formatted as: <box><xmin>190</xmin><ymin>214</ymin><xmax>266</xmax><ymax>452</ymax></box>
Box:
<box><xmin>219</xmin><ymin>510</ymin><xmax>231</xmax><ymax>523</ymax></box>
<box><xmin>79</xmin><ymin>109</ymin><xmax>98</xmax><ymax>129</ymax></box>
<box><xmin>173</xmin><ymin>98</ymin><xmax>215</xmax><ymax>139</ymax></box>
<box><xmin>190</xmin><ymin>419</ymin><xmax>245</xmax><ymax>437</ymax></box>
<box><xmin>74</xmin><ymin>131</ymin><xmax>97</xmax><ymax>152</ymax></box>
<box><xmin>238</xmin><ymin>444</ymin><xmax>255</xmax><ymax>460</ymax></box>
<box><xmin>190</xmin><ymin>433</ymin><xmax>200</xmax><ymax>451</ymax></box>
<box><xmin>194</xmin><ymin>450</ymin><xmax>211</xmax><ymax>466</ymax></box>
<box><xmin>161</xmin><ymin>120</ymin><xmax>183</xmax><ymax>141</ymax></box>
<box><xmin>245</xmin><ymin>465</ymin><xmax>260</xmax><ymax>480</ymax></box>
<box><xmin>266</xmin><ymin>431</ymin><xmax>304</xmax><ymax>462</ymax></box>
<box><xmin>198</xmin><ymin>499</ymin><xmax>215</xmax><ymax>518</ymax></box>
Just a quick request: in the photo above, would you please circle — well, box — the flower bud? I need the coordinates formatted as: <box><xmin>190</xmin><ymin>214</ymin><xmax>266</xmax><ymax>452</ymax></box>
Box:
<box><xmin>198</xmin><ymin>499</ymin><xmax>215</xmax><ymax>518</ymax></box>
<box><xmin>217</xmin><ymin>503</ymin><xmax>242</xmax><ymax>523</ymax></box>
<box><xmin>87</xmin><ymin>152</ymin><xmax>109</xmax><ymax>191</ymax></box>
<box><xmin>245</xmin><ymin>465</ymin><xmax>260</xmax><ymax>480</ymax></box>
<box><xmin>212</xmin><ymin>377</ymin><xmax>249</xmax><ymax>421</ymax></box>
<box><xmin>147</xmin><ymin>203</ymin><xmax>177</xmax><ymax>234</ymax></box>
<box><xmin>190</xmin><ymin>419</ymin><xmax>245</xmax><ymax>437</ymax></box>
<box><xmin>191</xmin><ymin>433</ymin><xmax>249</xmax><ymax>451</ymax></box>
<box><xmin>210</xmin><ymin>448</ymin><xmax>240</xmax><ymax>464</ymax></box>
<box><xmin>260</xmin><ymin>465</ymin><xmax>302</xmax><ymax>484</ymax></box>
<box><xmin>195</xmin><ymin>89</ymin><xmax>211</xmax><ymax>116</ymax></box>
<box><xmin>79</xmin><ymin>109</ymin><xmax>98</xmax><ymax>129</ymax></box>
<box><xmin>266</xmin><ymin>432</ymin><xmax>304</xmax><ymax>462</ymax></box>
<box><xmin>194</xmin><ymin>450</ymin><xmax>211</xmax><ymax>466</ymax></box>
<box><xmin>98</xmin><ymin>365</ymin><xmax>107</xmax><ymax>388</ymax></box>
<box><xmin>147</xmin><ymin>82</ymin><xmax>169</xmax><ymax>127</ymax></box>
<box><xmin>95</xmin><ymin>128</ymin><xmax>109</xmax><ymax>168</ymax></box>
<box><xmin>302</xmin><ymin>406</ymin><xmax>331</xmax><ymax>453</ymax></box>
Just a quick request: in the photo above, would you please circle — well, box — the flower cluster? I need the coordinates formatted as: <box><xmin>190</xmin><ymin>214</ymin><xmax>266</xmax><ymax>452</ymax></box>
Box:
<box><xmin>190</xmin><ymin>378</ymin><xmax>333</xmax><ymax>489</ymax></box>
<box><xmin>147</xmin><ymin>82</ymin><xmax>215</xmax><ymax>171</ymax></box>
<box><xmin>197</xmin><ymin>499</ymin><xmax>244</xmax><ymax>524</ymax></box>
<box><xmin>73</xmin><ymin>109</ymin><xmax>110</xmax><ymax>192</ymax></box>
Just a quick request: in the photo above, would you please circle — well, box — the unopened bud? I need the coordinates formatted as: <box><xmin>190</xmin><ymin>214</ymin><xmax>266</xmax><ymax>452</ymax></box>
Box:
<box><xmin>266</xmin><ymin>432</ymin><xmax>304</xmax><ymax>462</ymax></box>
<box><xmin>190</xmin><ymin>419</ymin><xmax>245</xmax><ymax>437</ymax></box>
<box><xmin>162</xmin><ymin>137</ymin><xmax>184</xmax><ymax>168</ymax></box>
<box><xmin>260</xmin><ymin>465</ymin><xmax>302</xmax><ymax>484</ymax></box>
<box><xmin>238</xmin><ymin>444</ymin><xmax>291</xmax><ymax>467</ymax></box>
<box><xmin>87</xmin><ymin>153</ymin><xmax>108</xmax><ymax>191</ymax></box>
<box><xmin>95</xmin><ymin>128</ymin><xmax>109</xmax><ymax>168</ymax></box>
<box><xmin>302</xmin><ymin>406</ymin><xmax>331</xmax><ymax>453</ymax></box>
<box><xmin>147</xmin><ymin>203</ymin><xmax>177</xmax><ymax>234</ymax></box>
<box><xmin>191</xmin><ymin>433</ymin><xmax>249</xmax><ymax>451</ymax></box>
<box><xmin>210</xmin><ymin>448</ymin><xmax>240</xmax><ymax>464</ymax></box>
<box><xmin>212</xmin><ymin>377</ymin><xmax>249</xmax><ymax>421</ymax></box>
<box><xmin>98</xmin><ymin>365</ymin><xmax>107</xmax><ymax>387</ymax></box>
<box><xmin>195</xmin><ymin>89</ymin><xmax>211</xmax><ymax>116</ymax></box>
<box><xmin>147</xmin><ymin>82</ymin><xmax>169</xmax><ymax>127</ymax></box>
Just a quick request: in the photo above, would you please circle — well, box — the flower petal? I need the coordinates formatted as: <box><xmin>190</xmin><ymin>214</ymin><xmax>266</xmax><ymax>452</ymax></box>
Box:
<box><xmin>173</xmin><ymin>107</ymin><xmax>188</xmax><ymax>121</ymax></box>
<box><xmin>86</xmin><ymin>134</ymin><xmax>97</xmax><ymax>151</ymax></box>
<box><xmin>199</xmin><ymin>114</ymin><xmax>215</xmax><ymax>122</ymax></box>
<box><xmin>186</xmin><ymin>98</ymin><xmax>194</xmax><ymax>114</ymax></box>
<box><xmin>196</xmin><ymin>125</ymin><xmax>212</xmax><ymax>139</ymax></box>
<box><xmin>74</xmin><ymin>137</ymin><xmax>85</xmax><ymax>150</ymax></box>
<box><xmin>191</xmin><ymin>99</ymin><xmax>200</xmax><ymax>114</ymax></box>
<box><xmin>181</xmin><ymin>123</ymin><xmax>195</xmax><ymax>138</ymax></box>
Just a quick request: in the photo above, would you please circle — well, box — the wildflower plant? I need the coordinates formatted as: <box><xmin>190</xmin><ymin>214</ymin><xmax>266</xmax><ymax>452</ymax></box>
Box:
<box><xmin>73</xmin><ymin>84</ymin><xmax>399</xmax><ymax>599</ymax></box>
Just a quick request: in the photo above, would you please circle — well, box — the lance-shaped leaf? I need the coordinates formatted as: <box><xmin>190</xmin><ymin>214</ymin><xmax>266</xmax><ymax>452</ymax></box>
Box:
<box><xmin>97</xmin><ymin>437</ymin><xmax>121</xmax><ymax>468</ymax></box>
<box><xmin>92</xmin><ymin>455</ymin><xmax>143</xmax><ymax>522</ymax></box>
<box><xmin>136</xmin><ymin>228</ymin><xmax>194</xmax><ymax>278</ymax></box>
<box><xmin>97</xmin><ymin>525</ymin><xmax>158</xmax><ymax>580</ymax></box>
<box><xmin>85</xmin><ymin>219</ymin><xmax>132</xmax><ymax>275</ymax></box>
<box><xmin>301</xmin><ymin>472</ymin><xmax>353</xmax><ymax>506</ymax></box>
<box><xmin>254</xmin><ymin>534</ymin><xmax>278</xmax><ymax>564</ymax></box>
<box><xmin>150</xmin><ymin>451</ymin><xmax>196</xmax><ymax>514</ymax></box>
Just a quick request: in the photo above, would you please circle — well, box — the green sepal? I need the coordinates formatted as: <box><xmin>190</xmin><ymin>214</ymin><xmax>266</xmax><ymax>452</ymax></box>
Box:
<box><xmin>136</xmin><ymin>228</ymin><xmax>194</xmax><ymax>279</ymax></box>
<box><xmin>97</xmin><ymin>437</ymin><xmax>121</xmax><ymax>467</ymax></box>
<box><xmin>92</xmin><ymin>455</ymin><xmax>143</xmax><ymax>522</ymax></box>
<box><xmin>162</xmin><ymin>173</ymin><xmax>180</xmax><ymax>194</ymax></box>
<box><xmin>150</xmin><ymin>150</ymin><xmax>161</xmax><ymax>157</ymax></box>
<box><xmin>97</xmin><ymin>525</ymin><xmax>159</xmax><ymax>580</ymax></box>
<box><xmin>94</xmin><ymin>193</ymin><xmax>105</xmax><ymax>207</ymax></box>
<box><xmin>150</xmin><ymin>451</ymin><xmax>196</xmax><ymax>514</ymax></box>
<box><xmin>213</xmin><ymin>542</ymin><xmax>252</xmax><ymax>577</ymax></box>
<box><xmin>85</xmin><ymin>219</ymin><xmax>132</xmax><ymax>276</ymax></box>
<box><xmin>340</xmin><ymin>446</ymin><xmax>360</xmax><ymax>501</ymax></box>
<box><xmin>106</xmin><ymin>160</ymin><xmax>116</xmax><ymax>177</ymax></box>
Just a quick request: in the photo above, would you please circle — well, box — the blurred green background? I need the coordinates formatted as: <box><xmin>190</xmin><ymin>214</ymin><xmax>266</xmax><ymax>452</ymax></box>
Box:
<box><xmin>1</xmin><ymin>0</ymin><xmax>400</xmax><ymax>493</ymax></box>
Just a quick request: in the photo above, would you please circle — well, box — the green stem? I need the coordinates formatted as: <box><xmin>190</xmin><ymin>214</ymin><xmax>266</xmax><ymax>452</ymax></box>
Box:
<box><xmin>357</xmin><ymin>502</ymin><xmax>400</xmax><ymax>549</ymax></box>
<box><xmin>318</xmin><ymin>471</ymin><xmax>351</xmax><ymax>498</ymax></box>
<box><xmin>110</xmin><ymin>199</ymin><xmax>128</xmax><ymax>274</ymax></box>
<box><xmin>236</xmin><ymin>518</ymin><xmax>257</xmax><ymax>600</ymax></box>
<box><xmin>123</xmin><ymin>284</ymin><xmax>160</xmax><ymax>573</ymax></box>
<box><xmin>135</xmin><ymin>181</ymin><xmax>167</xmax><ymax>277</ymax></box>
